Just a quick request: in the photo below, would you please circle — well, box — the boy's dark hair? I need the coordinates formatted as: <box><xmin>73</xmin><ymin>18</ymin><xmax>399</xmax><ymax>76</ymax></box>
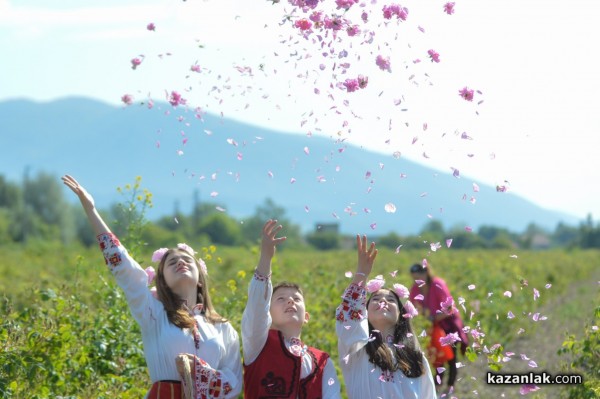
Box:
<box><xmin>365</xmin><ymin>289</ymin><xmax>425</xmax><ymax>378</ymax></box>
<box><xmin>272</xmin><ymin>281</ymin><xmax>304</xmax><ymax>297</ymax></box>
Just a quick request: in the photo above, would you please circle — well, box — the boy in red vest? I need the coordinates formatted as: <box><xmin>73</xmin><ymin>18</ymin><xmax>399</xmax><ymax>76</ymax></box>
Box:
<box><xmin>242</xmin><ymin>220</ymin><xmax>341</xmax><ymax>399</ymax></box>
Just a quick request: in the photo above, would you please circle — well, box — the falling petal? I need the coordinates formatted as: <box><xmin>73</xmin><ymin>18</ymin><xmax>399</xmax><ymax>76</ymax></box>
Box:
<box><xmin>507</xmin><ymin>311</ymin><xmax>515</xmax><ymax>319</ymax></box>
<box><xmin>210</xmin><ymin>192</ymin><xmax>218</xmax><ymax>197</ymax></box>
<box><xmin>468</xmin><ymin>284</ymin><xmax>476</xmax><ymax>290</ymax></box>
<box><xmin>446</xmin><ymin>239</ymin><xmax>453</xmax><ymax>248</ymax></box>
<box><xmin>528</xmin><ymin>360</ymin><xmax>538</xmax><ymax>368</ymax></box>
<box><xmin>504</xmin><ymin>291</ymin><xmax>512</xmax><ymax>298</ymax></box>
<box><xmin>384</xmin><ymin>203</ymin><xmax>397</xmax><ymax>213</ymax></box>
<box><xmin>473</xmin><ymin>183</ymin><xmax>480</xmax><ymax>192</ymax></box>
<box><xmin>519</xmin><ymin>384</ymin><xmax>540</xmax><ymax>395</ymax></box>
<box><xmin>345</xmin><ymin>271</ymin><xmax>353</xmax><ymax>278</ymax></box>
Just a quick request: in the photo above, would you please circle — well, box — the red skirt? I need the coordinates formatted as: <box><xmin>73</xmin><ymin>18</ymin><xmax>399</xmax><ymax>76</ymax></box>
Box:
<box><xmin>147</xmin><ymin>381</ymin><xmax>182</xmax><ymax>399</ymax></box>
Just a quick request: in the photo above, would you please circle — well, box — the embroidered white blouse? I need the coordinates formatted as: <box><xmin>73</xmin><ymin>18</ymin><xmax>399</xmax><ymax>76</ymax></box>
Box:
<box><xmin>335</xmin><ymin>283</ymin><xmax>437</xmax><ymax>399</ymax></box>
<box><xmin>97</xmin><ymin>233</ymin><xmax>242</xmax><ymax>398</ymax></box>
<box><xmin>241</xmin><ymin>272</ymin><xmax>342</xmax><ymax>398</ymax></box>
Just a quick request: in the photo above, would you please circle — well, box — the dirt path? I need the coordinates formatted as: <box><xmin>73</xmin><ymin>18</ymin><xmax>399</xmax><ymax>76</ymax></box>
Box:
<box><xmin>446</xmin><ymin>271</ymin><xmax>599</xmax><ymax>399</ymax></box>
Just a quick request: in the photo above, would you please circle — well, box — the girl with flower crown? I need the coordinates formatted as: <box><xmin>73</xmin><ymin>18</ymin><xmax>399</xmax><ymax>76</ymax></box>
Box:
<box><xmin>335</xmin><ymin>235</ymin><xmax>436</xmax><ymax>399</ymax></box>
<box><xmin>62</xmin><ymin>175</ymin><xmax>242</xmax><ymax>399</ymax></box>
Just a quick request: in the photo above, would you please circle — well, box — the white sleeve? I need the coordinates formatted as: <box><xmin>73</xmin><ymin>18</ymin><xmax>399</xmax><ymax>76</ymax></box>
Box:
<box><xmin>241</xmin><ymin>271</ymin><xmax>272</xmax><ymax>365</ymax></box>
<box><xmin>96</xmin><ymin>233</ymin><xmax>156</xmax><ymax>326</ymax></box>
<box><xmin>321</xmin><ymin>358</ymin><xmax>342</xmax><ymax>399</ymax></box>
<box><xmin>335</xmin><ymin>283</ymin><xmax>370</xmax><ymax>359</ymax></box>
<box><xmin>420</xmin><ymin>353</ymin><xmax>438</xmax><ymax>398</ymax></box>
<box><xmin>215</xmin><ymin>323</ymin><xmax>243</xmax><ymax>398</ymax></box>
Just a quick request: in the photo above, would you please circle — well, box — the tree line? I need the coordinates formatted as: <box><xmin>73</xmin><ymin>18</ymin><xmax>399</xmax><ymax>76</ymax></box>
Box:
<box><xmin>1</xmin><ymin>172</ymin><xmax>599</xmax><ymax>250</ymax></box>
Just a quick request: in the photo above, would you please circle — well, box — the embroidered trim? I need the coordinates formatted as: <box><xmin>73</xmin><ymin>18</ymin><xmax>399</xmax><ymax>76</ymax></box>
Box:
<box><xmin>335</xmin><ymin>283</ymin><xmax>366</xmax><ymax>322</ymax></box>
<box><xmin>253</xmin><ymin>269</ymin><xmax>271</xmax><ymax>282</ymax></box>
<box><xmin>96</xmin><ymin>233</ymin><xmax>123</xmax><ymax>269</ymax></box>
<box><xmin>288</xmin><ymin>337</ymin><xmax>308</xmax><ymax>357</ymax></box>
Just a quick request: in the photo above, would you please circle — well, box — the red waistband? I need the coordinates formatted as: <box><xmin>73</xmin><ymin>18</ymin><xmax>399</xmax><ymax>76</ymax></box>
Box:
<box><xmin>148</xmin><ymin>381</ymin><xmax>182</xmax><ymax>399</ymax></box>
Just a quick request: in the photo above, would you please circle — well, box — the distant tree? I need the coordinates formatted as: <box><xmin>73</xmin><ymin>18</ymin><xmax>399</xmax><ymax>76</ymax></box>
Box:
<box><xmin>0</xmin><ymin>175</ymin><xmax>20</xmax><ymax>208</ymax></box>
<box><xmin>519</xmin><ymin>223</ymin><xmax>550</xmax><ymax>249</ymax></box>
<box><xmin>446</xmin><ymin>228</ymin><xmax>486</xmax><ymax>249</ymax></box>
<box><xmin>198</xmin><ymin>213</ymin><xmax>242</xmax><ymax>245</ymax></box>
<box><xmin>477</xmin><ymin>225</ymin><xmax>517</xmax><ymax>249</ymax></box>
<box><xmin>377</xmin><ymin>232</ymin><xmax>403</xmax><ymax>249</ymax></box>
<box><xmin>420</xmin><ymin>220</ymin><xmax>445</xmax><ymax>236</ymax></box>
<box><xmin>305</xmin><ymin>231</ymin><xmax>340</xmax><ymax>250</ymax></box>
<box><xmin>578</xmin><ymin>214</ymin><xmax>600</xmax><ymax>248</ymax></box>
<box><xmin>240</xmin><ymin>198</ymin><xmax>302</xmax><ymax>247</ymax></box>
<box><xmin>551</xmin><ymin>222</ymin><xmax>579</xmax><ymax>248</ymax></box>
<box><xmin>14</xmin><ymin>172</ymin><xmax>74</xmax><ymax>243</ymax></box>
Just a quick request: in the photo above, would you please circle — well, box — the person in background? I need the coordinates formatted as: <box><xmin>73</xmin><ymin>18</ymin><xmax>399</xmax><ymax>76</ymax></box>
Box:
<box><xmin>242</xmin><ymin>220</ymin><xmax>341</xmax><ymax>399</ymax></box>
<box><xmin>409</xmin><ymin>262</ymin><xmax>468</xmax><ymax>395</ymax></box>
<box><xmin>62</xmin><ymin>175</ymin><xmax>242</xmax><ymax>399</ymax></box>
<box><xmin>336</xmin><ymin>235</ymin><xmax>436</xmax><ymax>399</ymax></box>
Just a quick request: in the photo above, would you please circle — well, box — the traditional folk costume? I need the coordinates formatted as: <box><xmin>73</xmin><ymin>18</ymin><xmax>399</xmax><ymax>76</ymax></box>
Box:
<box><xmin>242</xmin><ymin>271</ymin><xmax>341</xmax><ymax>399</ymax></box>
<box><xmin>409</xmin><ymin>277</ymin><xmax>469</xmax><ymax>355</ymax></box>
<box><xmin>97</xmin><ymin>233</ymin><xmax>242</xmax><ymax>399</ymax></box>
<box><xmin>335</xmin><ymin>283</ymin><xmax>437</xmax><ymax>399</ymax></box>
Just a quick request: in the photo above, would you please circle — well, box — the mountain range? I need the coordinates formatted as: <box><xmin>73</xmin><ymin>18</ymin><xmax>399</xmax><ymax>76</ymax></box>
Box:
<box><xmin>0</xmin><ymin>97</ymin><xmax>580</xmax><ymax>235</ymax></box>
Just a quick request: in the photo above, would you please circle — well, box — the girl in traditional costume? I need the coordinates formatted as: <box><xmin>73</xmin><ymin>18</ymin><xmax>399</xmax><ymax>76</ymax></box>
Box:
<box><xmin>63</xmin><ymin>175</ymin><xmax>242</xmax><ymax>399</ymax></box>
<box><xmin>335</xmin><ymin>235</ymin><xmax>436</xmax><ymax>399</ymax></box>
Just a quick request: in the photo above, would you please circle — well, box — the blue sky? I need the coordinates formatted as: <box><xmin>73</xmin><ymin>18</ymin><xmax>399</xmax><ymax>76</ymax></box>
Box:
<box><xmin>2</xmin><ymin>0</ymin><xmax>600</xmax><ymax>221</ymax></box>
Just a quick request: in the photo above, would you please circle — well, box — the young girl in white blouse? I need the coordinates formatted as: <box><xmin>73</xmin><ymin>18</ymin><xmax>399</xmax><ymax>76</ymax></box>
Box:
<box><xmin>242</xmin><ymin>220</ymin><xmax>341</xmax><ymax>399</ymax></box>
<box><xmin>62</xmin><ymin>175</ymin><xmax>242</xmax><ymax>399</ymax></box>
<box><xmin>335</xmin><ymin>235</ymin><xmax>436</xmax><ymax>399</ymax></box>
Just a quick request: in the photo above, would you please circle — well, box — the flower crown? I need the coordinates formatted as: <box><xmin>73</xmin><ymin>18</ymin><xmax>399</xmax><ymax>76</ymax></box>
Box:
<box><xmin>145</xmin><ymin>243</ymin><xmax>208</xmax><ymax>289</ymax></box>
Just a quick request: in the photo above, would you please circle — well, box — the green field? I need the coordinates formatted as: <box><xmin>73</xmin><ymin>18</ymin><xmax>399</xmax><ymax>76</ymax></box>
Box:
<box><xmin>1</xmin><ymin>240</ymin><xmax>598</xmax><ymax>398</ymax></box>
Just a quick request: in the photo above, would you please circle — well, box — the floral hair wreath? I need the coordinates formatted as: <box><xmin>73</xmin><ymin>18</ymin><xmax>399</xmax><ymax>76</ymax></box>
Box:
<box><xmin>145</xmin><ymin>243</ymin><xmax>208</xmax><ymax>288</ymax></box>
<box><xmin>364</xmin><ymin>276</ymin><xmax>418</xmax><ymax>318</ymax></box>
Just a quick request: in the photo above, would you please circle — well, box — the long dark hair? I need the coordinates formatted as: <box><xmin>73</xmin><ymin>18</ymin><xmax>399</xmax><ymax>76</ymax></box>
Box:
<box><xmin>365</xmin><ymin>288</ymin><xmax>425</xmax><ymax>378</ymax></box>
<box><xmin>156</xmin><ymin>248</ymin><xmax>226</xmax><ymax>328</ymax></box>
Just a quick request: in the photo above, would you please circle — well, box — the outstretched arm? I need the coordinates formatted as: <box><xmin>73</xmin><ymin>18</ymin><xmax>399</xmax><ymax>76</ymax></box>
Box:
<box><xmin>336</xmin><ymin>235</ymin><xmax>378</xmax><ymax>357</ymax></box>
<box><xmin>242</xmin><ymin>220</ymin><xmax>287</xmax><ymax>365</ymax></box>
<box><xmin>255</xmin><ymin>219</ymin><xmax>287</xmax><ymax>277</ymax></box>
<box><xmin>62</xmin><ymin>175</ymin><xmax>111</xmax><ymax>236</ymax></box>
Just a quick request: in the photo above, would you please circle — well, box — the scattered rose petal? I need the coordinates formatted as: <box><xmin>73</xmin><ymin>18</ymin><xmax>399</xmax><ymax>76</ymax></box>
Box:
<box><xmin>384</xmin><ymin>203</ymin><xmax>397</xmax><ymax>213</ymax></box>
<box><xmin>403</xmin><ymin>300</ymin><xmax>418</xmax><ymax>318</ymax></box>
<box><xmin>519</xmin><ymin>384</ymin><xmax>540</xmax><ymax>395</ymax></box>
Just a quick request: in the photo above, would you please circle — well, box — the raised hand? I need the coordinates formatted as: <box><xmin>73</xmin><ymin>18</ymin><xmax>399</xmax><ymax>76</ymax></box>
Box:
<box><xmin>62</xmin><ymin>175</ymin><xmax>95</xmax><ymax>212</ymax></box>
<box><xmin>61</xmin><ymin>174</ymin><xmax>110</xmax><ymax>236</ymax></box>
<box><xmin>354</xmin><ymin>234</ymin><xmax>377</xmax><ymax>283</ymax></box>
<box><xmin>257</xmin><ymin>219</ymin><xmax>287</xmax><ymax>275</ymax></box>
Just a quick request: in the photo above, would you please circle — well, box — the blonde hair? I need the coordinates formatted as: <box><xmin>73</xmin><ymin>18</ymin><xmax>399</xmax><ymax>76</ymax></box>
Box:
<box><xmin>156</xmin><ymin>248</ymin><xmax>226</xmax><ymax>328</ymax></box>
